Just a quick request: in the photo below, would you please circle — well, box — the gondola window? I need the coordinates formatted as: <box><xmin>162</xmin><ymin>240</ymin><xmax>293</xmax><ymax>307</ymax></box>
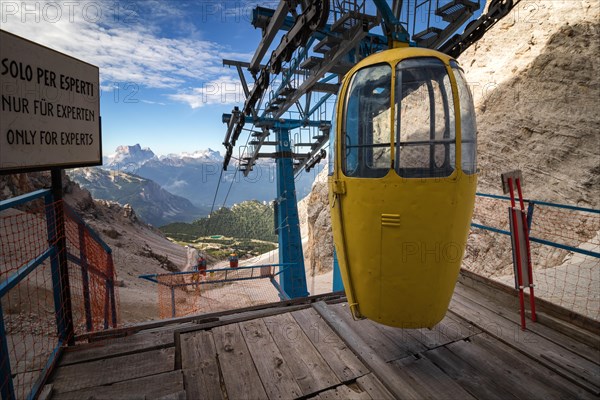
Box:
<box><xmin>395</xmin><ymin>58</ymin><xmax>456</xmax><ymax>178</ymax></box>
<box><xmin>343</xmin><ymin>64</ymin><xmax>391</xmax><ymax>178</ymax></box>
<box><xmin>451</xmin><ymin>61</ymin><xmax>477</xmax><ymax>175</ymax></box>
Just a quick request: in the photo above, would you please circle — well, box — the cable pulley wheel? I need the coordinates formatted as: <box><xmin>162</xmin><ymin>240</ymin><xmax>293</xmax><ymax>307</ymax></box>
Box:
<box><xmin>490</xmin><ymin>0</ymin><xmax>513</xmax><ymax>19</ymax></box>
<box><xmin>465</xmin><ymin>20</ymin><xmax>485</xmax><ymax>43</ymax></box>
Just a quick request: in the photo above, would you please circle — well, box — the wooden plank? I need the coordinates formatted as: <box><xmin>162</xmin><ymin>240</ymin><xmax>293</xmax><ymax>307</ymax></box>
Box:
<box><xmin>393</xmin><ymin>355</ymin><xmax>477</xmax><ymax>400</ymax></box>
<box><xmin>239</xmin><ymin>318</ymin><xmax>303</xmax><ymax>399</ymax></box>
<box><xmin>291</xmin><ymin>308</ymin><xmax>369</xmax><ymax>382</ymax></box>
<box><xmin>455</xmin><ymin>282</ymin><xmax>600</xmax><ymax>362</ymax></box>
<box><xmin>180</xmin><ymin>330</ymin><xmax>216</xmax><ymax>370</ymax></box>
<box><xmin>401</xmin><ymin>326</ymin><xmax>452</xmax><ymax>350</ymax></box>
<box><xmin>449</xmin><ymin>333</ymin><xmax>598</xmax><ymax>400</ymax></box>
<box><xmin>458</xmin><ymin>269</ymin><xmax>600</xmax><ymax>335</ymax></box>
<box><xmin>401</xmin><ymin>312</ymin><xmax>482</xmax><ymax>349</ymax></box>
<box><xmin>355</xmin><ymin>373</ymin><xmax>394</xmax><ymax>399</ymax></box>
<box><xmin>80</xmin><ymin>322</ymin><xmax>196</xmax><ymax>343</ymax></box>
<box><xmin>424</xmin><ymin>345</ymin><xmax>517</xmax><ymax>400</ymax></box>
<box><xmin>61</xmin><ymin>330</ymin><xmax>174</xmax><ymax>366</ymax></box>
<box><xmin>175</xmin><ymin>303</ymin><xmax>310</xmax><ymax>336</ymax></box>
<box><xmin>541</xmin><ymin>349</ymin><xmax>600</xmax><ymax>386</ymax></box>
<box><xmin>77</xmin><ymin>292</ymin><xmax>345</xmax><ymax>342</ymax></box>
<box><xmin>50</xmin><ymin>348</ymin><xmax>175</xmax><ymax>394</ymax></box>
<box><xmin>385</xmin><ymin>358</ymin><xmax>434</xmax><ymax>399</ymax></box>
<box><xmin>263</xmin><ymin>313</ymin><xmax>340</xmax><ymax>395</ymax></box>
<box><xmin>155</xmin><ymin>390</ymin><xmax>186</xmax><ymax>400</ymax></box>
<box><xmin>312</xmin><ymin>301</ymin><xmax>422</xmax><ymax>400</ymax></box>
<box><xmin>52</xmin><ymin>370</ymin><xmax>184</xmax><ymax>400</ymax></box>
<box><xmin>450</xmin><ymin>292</ymin><xmax>600</xmax><ymax>394</ymax></box>
<box><xmin>212</xmin><ymin>323</ymin><xmax>268</xmax><ymax>400</ymax></box>
<box><xmin>327</xmin><ymin>302</ymin><xmax>421</xmax><ymax>362</ymax></box>
<box><xmin>532</xmin><ymin>311</ymin><xmax>600</xmax><ymax>350</ymax></box>
<box><xmin>375</xmin><ymin>322</ymin><xmax>431</xmax><ymax>354</ymax></box>
<box><xmin>439</xmin><ymin>311</ymin><xmax>482</xmax><ymax>341</ymax></box>
<box><xmin>183</xmin><ymin>369</ymin><xmax>223</xmax><ymax>400</ymax></box>
<box><xmin>38</xmin><ymin>384</ymin><xmax>53</xmax><ymax>400</ymax></box>
<box><xmin>179</xmin><ymin>330</ymin><xmax>224</xmax><ymax>400</ymax></box>
<box><xmin>143</xmin><ymin>322</ymin><xmax>199</xmax><ymax>334</ymax></box>
<box><xmin>318</xmin><ymin>383</ymin><xmax>371</xmax><ymax>400</ymax></box>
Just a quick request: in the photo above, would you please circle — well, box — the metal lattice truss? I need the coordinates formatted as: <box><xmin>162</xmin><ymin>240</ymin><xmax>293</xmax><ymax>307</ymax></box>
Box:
<box><xmin>222</xmin><ymin>0</ymin><xmax>519</xmax><ymax>176</ymax></box>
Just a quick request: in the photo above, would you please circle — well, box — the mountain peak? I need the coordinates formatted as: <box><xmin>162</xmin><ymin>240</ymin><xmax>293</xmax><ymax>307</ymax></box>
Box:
<box><xmin>105</xmin><ymin>144</ymin><xmax>157</xmax><ymax>170</ymax></box>
<box><xmin>115</xmin><ymin>144</ymin><xmax>155</xmax><ymax>156</ymax></box>
<box><xmin>159</xmin><ymin>148</ymin><xmax>223</xmax><ymax>163</ymax></box>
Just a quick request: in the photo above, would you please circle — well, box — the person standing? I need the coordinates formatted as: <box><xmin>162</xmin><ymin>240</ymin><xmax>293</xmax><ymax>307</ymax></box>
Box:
<box><xmin>185</xmin><ymin>246</ymin><xmax>201</xmax><ymax>292</ymax></box>
<box><xmin>229</xmin><ymin>253</ymin><xmax>239</xmax><ymax>268</ymax></box>
<box><xmin>198</xmin><ymin>253</ymin><xmax>208</xmax><ymax>276</ymax></box>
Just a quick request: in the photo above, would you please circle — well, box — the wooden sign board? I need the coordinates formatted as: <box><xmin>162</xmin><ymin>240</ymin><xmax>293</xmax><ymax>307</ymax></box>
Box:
<box><xmin>508</xmin><ymin>207</ymin><xmax>532</xmax><ymax>289</ymax></box>
<box><xmin>0</xmin><ymin>30</ymin><xmax>101</xmax><ymax>173</ymax></box>
<box><xmin>500</xmin><ymin>170</ymin><xmax>523</xmax><ymax>194</ymax></box>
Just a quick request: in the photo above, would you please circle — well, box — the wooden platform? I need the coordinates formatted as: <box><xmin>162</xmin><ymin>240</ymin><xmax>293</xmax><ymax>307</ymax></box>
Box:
<box><xmin>43</xmin><ymin>272</ymin><xmax>600</xmax><ymax>399</ymax></box>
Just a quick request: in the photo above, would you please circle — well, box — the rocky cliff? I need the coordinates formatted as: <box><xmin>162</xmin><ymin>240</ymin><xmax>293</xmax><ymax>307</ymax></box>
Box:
<box><xmin>68</xmin><ymin>167</ymin><xmax>206</xmax><ymax>226</ymax></box>
<box><xmin>302</xmin><ymin>169</ymin><xmax>333</xmax><ymax>275</ymax></box>
<box><xmin>304</xmin><ymin>0</ymin><xmax>600</xmax><ymax>274</ymax></box>
<box><xmin>462</xmin><ymin>0</ymin><xmax>599</xmax><ymax>207</ymax></box>
<box><xmin>0</xmin><ymin>172</ymin><xmax>187</xmax><ymax>322</ymax></box>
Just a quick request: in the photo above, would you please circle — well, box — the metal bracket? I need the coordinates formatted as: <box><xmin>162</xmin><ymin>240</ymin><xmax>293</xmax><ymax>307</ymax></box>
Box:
<box><xmin>332</xmin><ymin>180</ymin><xmax>346</xmax><ymax>195</ymax></box>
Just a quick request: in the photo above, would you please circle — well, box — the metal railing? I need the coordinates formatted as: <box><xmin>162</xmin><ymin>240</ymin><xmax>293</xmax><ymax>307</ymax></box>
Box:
<box><xmin>0</xmin><ymin>189</ymin><xmax>117</xmax><ymax>400</ymax></box>
<box><xmin>140</xmin><ymin>264</ymin><xmax>292</xmax><ymax>319</ymax></box>
<box><xmin>469</xmin><ymin>192</ymin><xmax>600</xmax><ymax>320</ymax></box>
<box><xmin>472</xmin><ymin>192</ymin><xmax>600</xmax><ymax>259</ymax></box>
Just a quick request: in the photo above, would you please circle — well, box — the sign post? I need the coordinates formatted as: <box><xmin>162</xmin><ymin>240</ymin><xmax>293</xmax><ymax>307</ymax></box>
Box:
<box><xmin>502</xmin><ymin>170</ymin><xmax>537</xmax><ymax>330</ymax></box>
<box><xmin>50</xmin><ymin>168</ymin><xmax>76</xmax><ymax>345</ymax></box>
<box><xmin>1</xmin><ymin>30</ymin><xmax>102</xmax><ymax>345</ymax></box>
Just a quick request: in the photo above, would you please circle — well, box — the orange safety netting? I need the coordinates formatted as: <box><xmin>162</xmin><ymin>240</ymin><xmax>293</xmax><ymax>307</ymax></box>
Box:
<box><xmin>157</xmin><ymin>266</ymin><xmax>281</xmax><ymax>319</ymax></box>
<box><xmin>1</xmin><ymin>199</ymin><xmax>119</xmax><ymax>399</ymax></box>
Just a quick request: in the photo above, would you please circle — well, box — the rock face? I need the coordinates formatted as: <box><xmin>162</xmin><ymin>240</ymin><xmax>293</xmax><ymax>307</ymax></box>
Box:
<box><xmin>303</xmin><ymin>168</ymin><xmax>333</xmax><ymax>275</ymax></box>
<box><xmin>475</xmin><ymin>21</ymin><xmax>599</xmax><ymax>207</ymax></box>
<box><xmin>0</xmin><ymin>172</ymin><xmax>187</xmax><ymax>322</ymax></box>
<box><xmin>304</xmin><ymin>0</ymin><xmax>600</xmax><ymax>273</ymax></box>
<box><xmin>0</xmin><ymin>171</ymin><xmax>94</xmax><ymax>213</ymax></box>
<box><xmin>68</xmin><ymin>167</ymin><xmax>205</xmax><ymax>226</ymax></box>
<box><xmin>461</xmin><ymin>0</ymin><xmax>600</xmax><ymax>208</ymax></box>
<box><xmin>0</xmin><ymin>172</ymin><xmax>52</xmax><ymax>200</ymax></box>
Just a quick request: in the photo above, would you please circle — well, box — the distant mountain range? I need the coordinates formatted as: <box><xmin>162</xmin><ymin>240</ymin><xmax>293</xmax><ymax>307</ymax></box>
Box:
<box><xmin>68</xmin><ymin>167</ymin><xmax>208</xmax><ymax>227</ymax></box>
<box><xmin>103</xmin><ymin>144</ymin><xmax>223</xmax><ymax>170</ymax></box>
<box><xmin>71</xmin><ymin>144</ymin><xmax>323</xmax><ymax>227</ymax></box>
<box><xmin>103</xmin><ymin>144</ymin><xmax>322</xmax><ymax>208</ymax></box>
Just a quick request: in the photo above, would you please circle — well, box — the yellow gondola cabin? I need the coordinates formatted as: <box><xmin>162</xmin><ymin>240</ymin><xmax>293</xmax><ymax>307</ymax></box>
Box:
<box><xmin>329</xmin><ymin>47</ymin><xmax>478</xmax><ymax>328</ymax></box>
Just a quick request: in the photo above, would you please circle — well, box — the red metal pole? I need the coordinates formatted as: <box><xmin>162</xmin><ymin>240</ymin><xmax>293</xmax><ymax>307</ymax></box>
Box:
<box><xmin>515</xmin><ymin>178</ymin><xmax>526</xmax><ymax>210</ymax></box>
<box><xmin>509</xmin><ymin>178</ymin><xmax>527</xmax><ymax>330</ymax></box>
<box><xmin>516</xmin><ymin>179</ymin><xmax>537</xmax><ymax>322</ymax></box>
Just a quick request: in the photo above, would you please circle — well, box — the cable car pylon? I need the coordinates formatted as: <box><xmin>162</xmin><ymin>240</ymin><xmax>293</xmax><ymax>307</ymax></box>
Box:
<box><xmin>221</xmin><ymin>113</ymin><xmax>328</xmax><ymax>299</ymax></box>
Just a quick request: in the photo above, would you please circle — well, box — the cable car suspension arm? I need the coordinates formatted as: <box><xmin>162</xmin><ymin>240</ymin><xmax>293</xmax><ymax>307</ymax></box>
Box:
<box><xmin>439</xmin><ymin>0</ymin><xmax>520</xmax><ymax>58</ymax></box>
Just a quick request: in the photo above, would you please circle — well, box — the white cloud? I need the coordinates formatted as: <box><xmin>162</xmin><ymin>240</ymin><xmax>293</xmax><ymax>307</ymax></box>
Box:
<box><xmin>0</xmin><ymin>0</ymin><xmax>252</xmax><ymax>106</ymax></box>
<box><xmin>168</xmin><ymin>75</ymin><xmax>249</xmax><ymax>109</ymax></box>
<box><xmin>164</xmin><ymin>179</ymin><xmax>188</xmax><ymax>191</ymax></box>
<box><xmin>141</xmin><ymin>100</ymin><xmax>166</xmax><ymax>106</ymax></box>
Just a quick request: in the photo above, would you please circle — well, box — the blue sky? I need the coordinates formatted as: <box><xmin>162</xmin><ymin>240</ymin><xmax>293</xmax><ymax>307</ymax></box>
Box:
<box><xmin>1</xmin><ymin>0</ymin><xmax>278</xmax><ymax>156</ymax></box>
<box><xmin>1</xmin><ymin>1</ymin><xmax>483</xmax><ymax>157</ymax></box>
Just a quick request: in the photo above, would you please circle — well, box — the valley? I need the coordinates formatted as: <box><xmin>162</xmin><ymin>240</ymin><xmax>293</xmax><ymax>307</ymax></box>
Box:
<box><xmin>70</xmin><ymin>143</ymin><xmax>324</xmax><ymax>231</ymax></box>
<box><xmin>162</xmin><ymin>200</ymin><xmax>279</xmax><ymax>259</ymax></box>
